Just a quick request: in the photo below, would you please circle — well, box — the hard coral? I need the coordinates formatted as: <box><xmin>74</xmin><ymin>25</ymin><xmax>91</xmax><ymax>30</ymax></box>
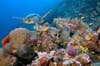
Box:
<box><xmin>0</xmin><ymin>55</ymin><xmax>11</xmax><ymax>66</ymax></box>
<box><xmin>9</xmin><ymin>28</ymin><xmax>30</xmax><ymax>54</ymax></box>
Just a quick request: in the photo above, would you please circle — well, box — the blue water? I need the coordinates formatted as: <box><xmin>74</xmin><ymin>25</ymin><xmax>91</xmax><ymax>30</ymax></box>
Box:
<box><xmin>0</xmin><ymin>0</ymin><xmax>62</xmax><ymax>47</ymax></box>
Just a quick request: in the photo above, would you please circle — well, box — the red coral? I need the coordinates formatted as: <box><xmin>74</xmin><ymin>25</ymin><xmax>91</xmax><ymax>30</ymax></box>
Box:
<box><xmin>39</xmin><ymin>57</ymin><xmax>49</xmax><ymax>66</ymax></box>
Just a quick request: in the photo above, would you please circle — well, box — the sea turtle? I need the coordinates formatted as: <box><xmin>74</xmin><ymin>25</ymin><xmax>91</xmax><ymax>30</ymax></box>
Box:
<box><xmin>13</xmin><ymin>10</ymin><xmax>52</xmax><ymax>25</ymax></box>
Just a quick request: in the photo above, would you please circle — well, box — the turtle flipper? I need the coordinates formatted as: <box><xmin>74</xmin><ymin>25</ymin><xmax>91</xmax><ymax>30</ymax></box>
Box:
<box><xmin>41</xmin><ymin>9</ymin><xmax>52</xmax><ymax>21</ymax></box>
<box><xmin>13</xmin><ymin>17</ymin><xmax>24</xmax><ymax>20</ymax></box>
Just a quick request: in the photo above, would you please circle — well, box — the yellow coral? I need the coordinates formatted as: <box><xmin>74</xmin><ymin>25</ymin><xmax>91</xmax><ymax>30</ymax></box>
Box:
<box><xmin>79</xmin><ymin>46</ymin><xmax>88</xmax><ymax>53</ymax></box>
<box><xmin>85</xmin><ymin>35</ymin><xmax>91</xmax><ymax>40</ymax></box>
<box><xmin>74</xmin><ymin>45</ymin><xmax>80</xmax><ymax>49</ymax></box>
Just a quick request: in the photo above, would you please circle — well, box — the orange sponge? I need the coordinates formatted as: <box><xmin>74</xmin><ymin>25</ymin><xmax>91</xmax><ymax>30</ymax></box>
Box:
<box><xmin>2</xmin><ymin>35</ymin><xmax>9</xmax><ymax>47</ymax></box>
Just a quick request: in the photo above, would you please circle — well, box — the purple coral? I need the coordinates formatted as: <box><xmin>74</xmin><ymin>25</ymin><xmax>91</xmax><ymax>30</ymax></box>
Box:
<box><xmin>67</xmin><ymin>45</ymin><xmax>76</xmax><ymax>57</ymax></box>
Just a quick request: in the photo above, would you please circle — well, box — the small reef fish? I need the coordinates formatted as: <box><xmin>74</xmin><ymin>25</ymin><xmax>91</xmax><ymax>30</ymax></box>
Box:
<box><xmin>42</xmin><ymin>26</ymin><xmax>49</xmax><ymax>31</ymax></box>
<box><xmin>89</xmin><ymin>22</ymin><xmax>93</xmax><ymax>26</ymax></box>
<box><xmin>34</xmin><ymin>24</ymin><xmax>49</xmax><ymax>31</ymax></box>
<box><xmin>81</xmin><ymin>16</ymin><xmax>85</xmax><ymax>19</ymax></box>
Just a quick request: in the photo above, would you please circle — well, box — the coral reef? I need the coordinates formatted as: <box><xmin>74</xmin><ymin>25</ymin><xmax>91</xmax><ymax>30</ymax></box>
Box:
<box><xmin>1</xmin><ymin>18</ymin><xmax>100</xmax><ymax>66</ymax></box>
<box><xmin>46</xmin><ymin>0</ymin><xmax>100</xmax><ymax>29</ymax></box>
